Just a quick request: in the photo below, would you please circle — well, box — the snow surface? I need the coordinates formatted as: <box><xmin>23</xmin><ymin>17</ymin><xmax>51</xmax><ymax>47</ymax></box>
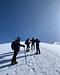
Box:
<box><xmin>0</xmin><ymin>42</ymin><xmax>60</xmax><ymax>75</ymax></box>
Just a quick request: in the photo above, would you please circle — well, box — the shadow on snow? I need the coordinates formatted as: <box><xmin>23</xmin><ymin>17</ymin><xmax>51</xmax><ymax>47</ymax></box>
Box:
<box><xmin>0</xmin><ymin>51</ymin><xmax>37</xmax><ymax>69</ymax></box>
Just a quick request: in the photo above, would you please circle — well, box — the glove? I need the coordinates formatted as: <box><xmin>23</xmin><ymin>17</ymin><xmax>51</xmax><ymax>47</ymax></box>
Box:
<box><xmin>23</xmin><ymin>45</ymin><xmax>25</xmax><ymax>48</ymax></box>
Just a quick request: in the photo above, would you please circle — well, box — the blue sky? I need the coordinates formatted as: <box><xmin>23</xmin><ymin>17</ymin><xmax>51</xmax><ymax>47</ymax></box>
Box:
<box><xmin>0</xmin><ymin>0</ymin><xmax>60</xmax><ymax>43</ymax></box>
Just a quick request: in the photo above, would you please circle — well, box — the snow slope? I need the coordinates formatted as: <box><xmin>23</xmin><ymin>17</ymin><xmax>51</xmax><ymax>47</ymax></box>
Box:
<box><xmin>0</xmin><ymin>42</ymin><xmax>60</xmax><ymax>75</ymax></box>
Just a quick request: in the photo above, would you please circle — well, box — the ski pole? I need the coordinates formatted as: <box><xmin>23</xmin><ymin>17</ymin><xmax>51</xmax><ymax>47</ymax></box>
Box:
<box><xmin>24</xmin><ymin>47</ymin><xmax>27</xmax><ymax>64</ymax></box>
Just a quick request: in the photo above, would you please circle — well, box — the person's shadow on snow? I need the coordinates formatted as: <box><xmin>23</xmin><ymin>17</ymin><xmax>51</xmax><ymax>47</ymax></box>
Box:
<box><xmin>0</xmin><ymin>50</ymin><xmax>36</xmax><ymax>69</ymax></box>
<box><xmin>0</xmin><ymin>50</ymin><xmax>26</xmax><ymax>59</ymax></box>
<box><xmin>0</xmin><ymin>52</ymin><xmax>13</xmax><ymax>59</ymax></box>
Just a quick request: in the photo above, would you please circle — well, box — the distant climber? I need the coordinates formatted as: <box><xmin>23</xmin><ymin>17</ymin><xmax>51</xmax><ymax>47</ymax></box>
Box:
<box><xmin>35</xmin><ymin>38</ymin><xmax>40</xmax><ymax>54</ymax></box>
<box><xmin>30</xmin><ymin>37</ymin><xmax>35</xmax><ymax>50</ymax></box>
<box><xmin>11</xmin><ymin>37</ymin><xmax>25</xmax><ymax>65</ymax></box>
<box><xmin>25</xmin><ymin>38</ymin><xmax>30</xmax><ymax>52</ymax></box>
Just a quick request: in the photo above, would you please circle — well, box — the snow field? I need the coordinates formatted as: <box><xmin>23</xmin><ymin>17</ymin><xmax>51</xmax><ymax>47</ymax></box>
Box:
<box><xmin>0</xmin><ymin>42</ymin><xmax>60</xmax><ymax>75</ymax></box>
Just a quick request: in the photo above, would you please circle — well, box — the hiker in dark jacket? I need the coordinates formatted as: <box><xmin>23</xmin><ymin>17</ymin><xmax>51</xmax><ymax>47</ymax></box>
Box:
<box><xmin>30</xmin><ymin>37</ymin><xmax>35</xmax><ymax>50</ymax></box>
<box><xmin>25</xmin><ymin>38</ymin><xmax>30</xmax><ymax>52</ymax></box>
<box><xmin>35</xmin><ymin>38</ymin><xmax>40</xmax><ymax>54</ymax></box>
<box><xmin>11</xmin><ymin>37</ymin><xmax>25</xmax><ymax>65</ymax></box>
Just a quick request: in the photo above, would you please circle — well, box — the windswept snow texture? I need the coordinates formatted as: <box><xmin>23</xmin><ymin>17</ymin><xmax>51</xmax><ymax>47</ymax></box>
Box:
<box><xmin>0</xmin><ymin>42</ymin><xmax>60</xmax><ymax>75</ymax></box>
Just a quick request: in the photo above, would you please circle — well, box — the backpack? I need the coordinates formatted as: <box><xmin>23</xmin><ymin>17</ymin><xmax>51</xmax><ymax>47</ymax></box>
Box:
<box><xmin>25</xmin><ymin>40</ymin><xmax>27</xmax><ymax>45</ymax></box>
<box><xmin>11</xmin><ymin>41</ymin><xmax>16</xmax><ymax>50</ymax></box>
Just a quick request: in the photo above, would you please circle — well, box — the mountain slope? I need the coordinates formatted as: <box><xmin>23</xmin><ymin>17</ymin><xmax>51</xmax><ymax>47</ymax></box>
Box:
<box><xmin>0</xmin><ymin>43</ymin><xmax>60</xmax><ymax>75</ymax></box>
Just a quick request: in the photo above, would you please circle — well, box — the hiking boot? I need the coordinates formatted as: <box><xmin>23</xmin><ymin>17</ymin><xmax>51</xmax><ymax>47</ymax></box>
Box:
<box><xmin>11</xmin><ymin>61</ymin><xmax>18</xmax><ymax>65</ymax></box>
<box><xmin>14</xmin><ymin>61</ymin><xmax>18</xmax><ymax>64</ymax></box>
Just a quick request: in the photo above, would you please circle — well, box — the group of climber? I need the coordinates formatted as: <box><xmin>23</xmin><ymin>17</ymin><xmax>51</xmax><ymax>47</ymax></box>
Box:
<box><xmin>11</xmin><ymin>37</ymin><xmax>41</xmax><ymax>65</ymax></box>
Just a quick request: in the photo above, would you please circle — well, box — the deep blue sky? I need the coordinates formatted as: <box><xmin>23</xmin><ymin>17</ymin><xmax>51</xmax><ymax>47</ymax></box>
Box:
<box><xmin>0</xmin><ymin>0</ymin><xmax>60</xmax><ymax>43</ymax></box>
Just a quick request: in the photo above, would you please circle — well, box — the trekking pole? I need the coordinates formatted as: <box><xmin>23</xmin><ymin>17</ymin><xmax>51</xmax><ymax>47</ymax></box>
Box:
<box><xmin>24</xmin><ymin>47</ymin><xmax>27</xmax><ymax>64</ymax></box>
